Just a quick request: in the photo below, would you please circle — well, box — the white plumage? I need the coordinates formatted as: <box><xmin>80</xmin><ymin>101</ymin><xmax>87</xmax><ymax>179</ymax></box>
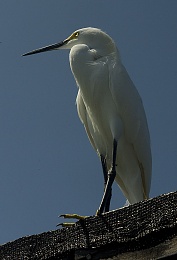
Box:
<box><xmin>23</xmin><ymin>27</ymin><xmax>152</xmax><ymax>212</ymax></box>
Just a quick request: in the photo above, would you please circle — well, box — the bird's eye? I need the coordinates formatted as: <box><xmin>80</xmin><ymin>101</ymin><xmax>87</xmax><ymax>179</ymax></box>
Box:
<box><xmin>74</xmin><ymin>32</ymin><xmax>79</xmax><ymax>37</ymax></box>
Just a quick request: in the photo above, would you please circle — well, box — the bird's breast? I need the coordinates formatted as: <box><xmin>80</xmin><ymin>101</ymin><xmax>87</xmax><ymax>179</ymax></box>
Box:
<box><xmin>71</xmin><ymin>46</ymin><xmax>124</xmax><ymax>158</ymax></box>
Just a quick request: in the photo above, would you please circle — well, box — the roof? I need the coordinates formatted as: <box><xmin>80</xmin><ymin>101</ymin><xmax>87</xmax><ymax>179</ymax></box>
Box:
<box><xmin>1</xmin><ymin>191</ymin><xmax>177</xmax><ymax>259</ymax></box>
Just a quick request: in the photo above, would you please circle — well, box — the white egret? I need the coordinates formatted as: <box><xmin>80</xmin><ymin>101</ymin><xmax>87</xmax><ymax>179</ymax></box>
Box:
<box><xmin>23</xmin><ymin>27</ymin><xmax>152</xmax><ymax>215</ymax></box>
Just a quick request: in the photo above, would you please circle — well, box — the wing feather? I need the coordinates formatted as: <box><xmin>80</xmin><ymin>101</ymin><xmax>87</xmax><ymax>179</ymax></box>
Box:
<box><xmin>109</xmin><ymin>61</ymin><xmax>152</xmax><ymax>198</ymax></box>
<box><xmin>76</xmin><ymin>90</ymin><xmax>97</xmax><ymax>151</ymax></box>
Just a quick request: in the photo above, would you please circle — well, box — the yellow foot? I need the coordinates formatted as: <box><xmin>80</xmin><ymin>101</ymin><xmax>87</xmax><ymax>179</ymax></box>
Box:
<box><xmin>96</xmin><ymin>208</ymin><xmax>105</xmax><ymax>216</ymax></box>
<box><xmin>57</xmin><ymin>214</ymin><xmax>88</xmax><ymax>227</ymax></box>
<box><xmin>57</xmin><ymin>222</ymin><xmax>75</xmax><ymax>227</ymax></box>
<box><xmin>96</xmin><ymin>209</ymin><xmax>100</xmax><ymax>216</ymax></box>
<box><xmin>60</xmin><ymin>214</ymin><xmax>88</xmax><ymax>220</ymax></box>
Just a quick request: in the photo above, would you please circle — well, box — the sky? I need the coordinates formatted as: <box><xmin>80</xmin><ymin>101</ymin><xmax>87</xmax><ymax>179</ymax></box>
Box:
<box><xmin>0</xmin><ymin>1</ymin><xmax>177</xmax><ymax>245</ymax></box>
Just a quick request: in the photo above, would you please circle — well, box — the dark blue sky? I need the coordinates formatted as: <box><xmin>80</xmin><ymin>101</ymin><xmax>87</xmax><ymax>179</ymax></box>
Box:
<box><xmin>1</xmin><ymin>1</ymin><xmax>177</xmax><ymax>244</ymax></box>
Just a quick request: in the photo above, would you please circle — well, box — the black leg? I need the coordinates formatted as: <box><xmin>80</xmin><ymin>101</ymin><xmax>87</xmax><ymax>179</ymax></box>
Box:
<box><xmin>105</xmin><ymin>187</ymin><xmax>112</xmax><ymax>212</ymax></box>
<box><xmin>100</xmin><ymin>155</ymin><xmax>108</xmax><ymax>188</ymax></box>
<box><xmin>97</xmin><ymin>139</ymin><xmax>117</xmax><ymax>215</ymax></box>
<box><xmin>100</xmin><ymin>155</ymin><xmax>112</xmax><ymax>212</ymax></box>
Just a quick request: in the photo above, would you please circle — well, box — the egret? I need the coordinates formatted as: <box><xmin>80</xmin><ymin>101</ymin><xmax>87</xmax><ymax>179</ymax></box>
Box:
<box><xmin>23</xmin><ymin>27</ymin><xmax>152</xmax><ymax>215</ymax></box>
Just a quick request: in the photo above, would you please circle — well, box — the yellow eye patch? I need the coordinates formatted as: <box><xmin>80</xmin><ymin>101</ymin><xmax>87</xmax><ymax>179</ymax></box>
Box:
<box><xmin>66</xmin><ymin>31</ymin><xmax>79</xmax><ymax>41</ymax></box>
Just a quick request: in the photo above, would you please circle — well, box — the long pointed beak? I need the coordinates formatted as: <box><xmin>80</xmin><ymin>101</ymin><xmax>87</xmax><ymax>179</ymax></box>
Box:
<box><xmin>22</xmin><ymin>39</ymin><xmax>68</xmax><ymax>56</ymax></box>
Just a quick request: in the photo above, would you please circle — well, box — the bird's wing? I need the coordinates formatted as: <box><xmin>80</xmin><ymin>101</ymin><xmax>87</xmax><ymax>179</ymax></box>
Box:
<box><xmin>109</xmin><ymin>61</ymin><xmax>152</xmax><ymax>197</ymax></box>
<box><xmin>76</xmin><ymin>90</ymin><xmax>97</xmax><ymax>151</ymax></box>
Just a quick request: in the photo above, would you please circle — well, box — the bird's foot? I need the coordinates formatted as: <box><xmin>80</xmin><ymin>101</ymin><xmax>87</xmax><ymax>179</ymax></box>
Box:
<box><xmin>57</xmin><ymin>222</ymin><xmax>75</xmax><ymax>227</ymax></box>
<box><xmin>60</xmin><ymin>213</ymin><xmax>87</xmax><ymax>220</ymax></box>
<box><xmin>96</xmin><ymin>209</ymin><xmax>103</xmax><ymax>216</ymax></box>
<box><xmin>57</xmin><ymin>214</ymin><xmax>88</xmax><ymax>227</ymax></box>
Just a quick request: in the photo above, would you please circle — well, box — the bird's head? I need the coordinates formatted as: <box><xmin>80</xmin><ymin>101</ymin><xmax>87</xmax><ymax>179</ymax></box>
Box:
<box><xmin>22</xmin><ymin>27</ymin><xmax>116</xmax><ymax>57</ymax></box>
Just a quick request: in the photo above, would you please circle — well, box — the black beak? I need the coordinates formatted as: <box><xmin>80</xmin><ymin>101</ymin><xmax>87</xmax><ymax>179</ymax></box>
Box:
<box><xmin>22</xmin><ymin>39</ymin><xmax>68</xmax><ymax>56</ymax></box>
